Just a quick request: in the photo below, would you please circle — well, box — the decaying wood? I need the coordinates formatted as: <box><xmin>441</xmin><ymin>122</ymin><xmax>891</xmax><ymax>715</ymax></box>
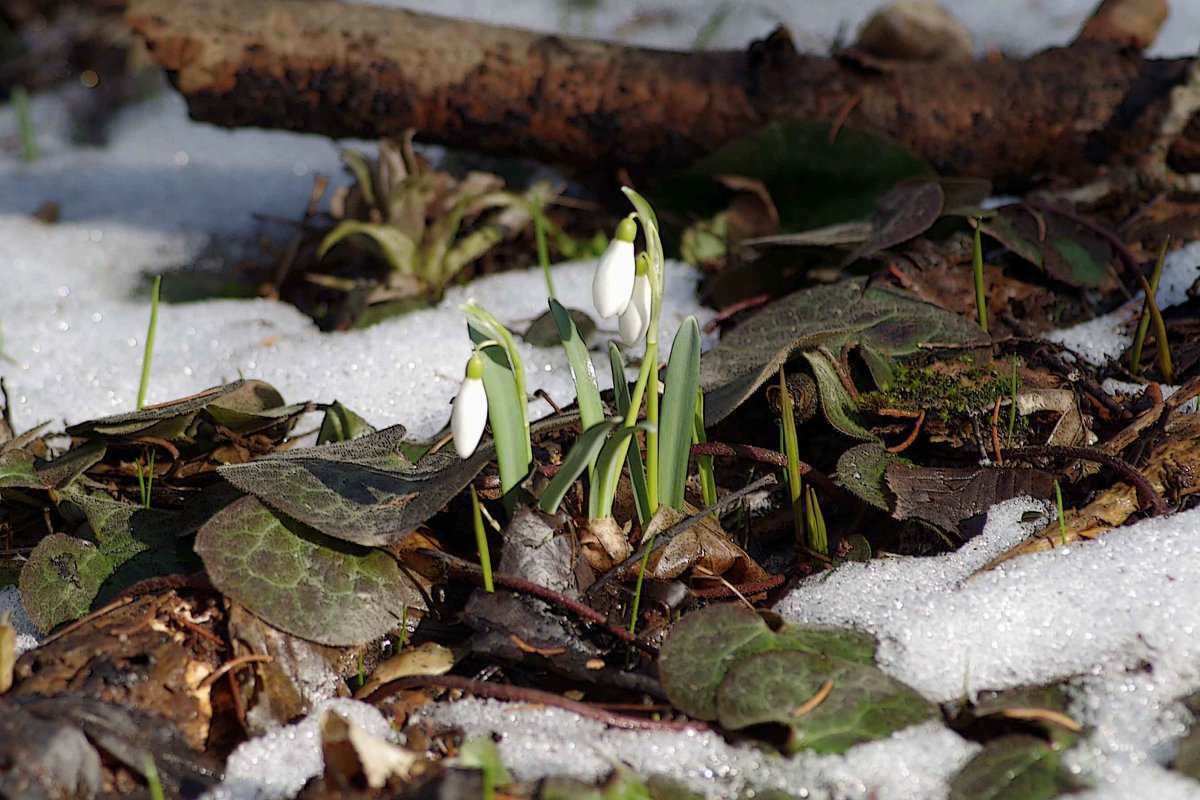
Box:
<box><xmin>127</xmin><ymin>0</ymin><xmax>1197</xmax><ymax>188</ymax></box>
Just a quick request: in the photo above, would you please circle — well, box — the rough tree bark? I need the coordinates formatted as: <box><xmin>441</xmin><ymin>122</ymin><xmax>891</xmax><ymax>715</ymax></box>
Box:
<box><xmin>126</xmin><ymin>0</ymin><xmax>1198</xmax><ymax>189</ymax></box>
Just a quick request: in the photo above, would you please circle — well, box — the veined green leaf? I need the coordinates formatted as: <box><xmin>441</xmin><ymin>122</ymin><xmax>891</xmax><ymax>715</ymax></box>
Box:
<box><xmin>549</xmin><ymin>299</ymin><xmax>604</xmax><ymax>432</ymax></box>
<box><xmin>538</xmin><ymin>418</ymin><xmax>620</xmax><ymax>514</ymax></box>
<box><xmin>317</xmin><ymin>221</ymin><xmax>417</xmax><ymax>273</ymax></box>
<box><xmin>609</xmin><ymin>344</ymin><xmax>651</xmax><ymax>526</ymax></box>
<box><xmin>658</xmin><ymin>317</ymin><xmax>701</xmax><ymax>509</ymax></box>
<box><xmin>589</xmin><ymin>423</ymin><xmax>655</xmax><ymax>521</ymax></box>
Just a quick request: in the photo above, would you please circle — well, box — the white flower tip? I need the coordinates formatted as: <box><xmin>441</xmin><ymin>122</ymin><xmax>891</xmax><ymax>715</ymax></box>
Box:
<box><xmin>451</xmin><ymin>375</ymin><xmax>488</xmax><ymax>458</ymax></box>
<box><xmin>618</xmin><ymin>274</ymin><xmax>652</xmax><ymax>345</ymax></box>
<box><xmin>593</xmin><ymin>239</ymin><xmax>636</xmax><ymax>318</ymax></box>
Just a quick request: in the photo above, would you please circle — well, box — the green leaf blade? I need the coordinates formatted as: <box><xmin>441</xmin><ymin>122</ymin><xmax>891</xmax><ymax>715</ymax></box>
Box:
<box><xmin>19</xmin><ymin>534</ymin><xmax>113</xmax><ymax>632</ymax></box>
<box><xmin>468</xmin><ymin>319</ymin><xmax>531</xmax><ymax>502</ymax></box>
<box><xmin>658</xmin><ymin>317</ymin><xmax>701</xmax><ymax>509</ymax></box>
<box><xmin>548</xmin><ymin>299</ymin><xmax>604</xmax><ymax>433</ymax></box>
<box><xmin>538</xmin><ymin>419</ymin><xmax>619</xmax><ymax>514</ymax></box>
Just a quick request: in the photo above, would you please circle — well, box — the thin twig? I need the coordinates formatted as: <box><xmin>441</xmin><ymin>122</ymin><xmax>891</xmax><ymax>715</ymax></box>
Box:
<box><xmin>690</xmin><ymin>573</ymin><xmax>787</xmax><ymax>599</ymax></box>
<box><xmin>420</xmin><ymin>550</ymin><xmax>657</xmax><ymax>656</ymax></box>
<box><xmin>1005</xmin><ymin>444</ymin><xmax>1169</xmax><ymax>516</ymax></box>
<box><xmin>198</xmin><ymin>654</ymin><xmax>274</xmax><ymax>690</ymax></box>
<box><xmin>887</xmin><ymin>409</ymin><xmax>926</xmax><ymax>454</ymax></box>
<box><xmin>365</xmin><ymin>674</ymin><xmax>706</xmax><ymax>731</ymax></box>
<box><xmin>690</xmin><ymin>442</ymin><xmax>858</xmax><ymax>506</ymax></box>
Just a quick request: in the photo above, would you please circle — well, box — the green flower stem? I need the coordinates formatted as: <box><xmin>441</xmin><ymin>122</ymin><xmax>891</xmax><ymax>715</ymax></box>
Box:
<box><xmin>629</xmin><ymin>538</ymin><xmax>654</xmax><ymax>635</ymax></box>
<box><xmin>470</xmin><ymin>484</ymin><xmax>494</xmax><ymax>593</ymax></box>
<box><xmin>622</xmin><ymin>187</ymin><xmax>665</xmax><ymax>515</ymax></box>
<box><xmin>531</xmin><ymin>199</ymin><xmax>556</xmax><ymax>300</ymax></box>
<box><xmin>645</xmin><ymin>355</ymin><xmax>660</xmax><ymax>513</ymax></box>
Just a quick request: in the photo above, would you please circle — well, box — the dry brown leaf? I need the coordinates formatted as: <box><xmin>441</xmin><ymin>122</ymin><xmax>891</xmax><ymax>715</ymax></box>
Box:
<box><xmin>641</xmin><ymin>504</ymin><xmax>770</xmax><ymax>584</ymax></box>
<box><xmin>579</xmin><ymin>516</ymin><xmax>633</xmax><ymax>572</ymax></box>
<box><xmin>354</xmin><ymin>641</ymin><xmax>455</xmax><ymax>700</ymax></box>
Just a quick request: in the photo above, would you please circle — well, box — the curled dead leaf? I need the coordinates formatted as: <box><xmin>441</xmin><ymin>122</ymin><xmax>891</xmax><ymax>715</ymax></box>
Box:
<box><xmin>579</xmin><ymin>516</ymin><xmax>633</xmax><ymax>572</ymax></box>
<box><xmin>640</xmin><ymin>504</ymin><xmax>770</xmax><ymax>585</ymax></box>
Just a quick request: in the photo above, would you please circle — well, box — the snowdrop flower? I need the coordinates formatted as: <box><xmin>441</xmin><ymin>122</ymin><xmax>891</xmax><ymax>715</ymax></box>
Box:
<box><xmin>451</xmin><ymin>353</ymin><xmax>488</xmax><ymax>458</ymax></box>
<box><xmin>592</xmin><ymin>216</ymin><xmax>638</xmax><ymax>318</ymax></box>
<box><xmin>618</xmin><ymin>254</ymin><xmax>653</xmax><ymax>345</ymax></box>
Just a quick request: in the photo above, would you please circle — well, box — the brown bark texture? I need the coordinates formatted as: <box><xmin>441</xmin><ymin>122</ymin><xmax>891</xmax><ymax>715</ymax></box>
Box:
<box><xmin>127</xmin><ymin>0</ymin><xmax>1196</xmax><ymax>188</ymax></box>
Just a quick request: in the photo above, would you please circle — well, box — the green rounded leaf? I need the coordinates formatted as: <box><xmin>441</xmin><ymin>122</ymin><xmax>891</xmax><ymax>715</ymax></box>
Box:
<box><xmin>949</xmin><ymin>735</ymin><xmax>1081</xmax><ymax>800</ymax></box>
<box><xmin>195</xmin><ymin>495</ymin><xmax>411</xmax><ymax>646</ymax></box>
<box><xmin>19</xmin><ymin>534</ymin><xmax>112</xmax><ymax>632</ymax></box>
<box><xmin>659</xmin><ymin>604</ymin><xmax>779</xmax><ymax>721</ymax></box>
<box><xmin>655</xmin><ymin>120</ymin><xmax>932</xmax><ymax>232</ymax></box>
<box><xmin>658</xmin><ymin>604</ymin><xmax>880</xmax><ymax>722</ymax></box>
<box><xmin>837</xmin><ymin>443</ymin><xmax>899</xmax><ymax>511</ymax></box>
<box><xmin>699</xmin><ymin>280</ymin><xmax>989</xmax><ymax>427</ymax></box>
<box><xmin>716</xmin><ymin>649</ymin><xmax>936</xmax><ymax>754</ymax></box>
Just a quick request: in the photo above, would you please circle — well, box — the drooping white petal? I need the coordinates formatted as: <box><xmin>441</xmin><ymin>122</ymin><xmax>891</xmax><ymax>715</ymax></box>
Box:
<box><xmin>451</xmin><ymin>376</ymin><xmax>488</xmax><ymax>458</ymax></box>
<box><xmin>591</xmin><ymin>238</ymin><xmax>636</xmax><ymax>318</ymax></box>
<box><xmin>618</xmin><ymin>273</ymin><xmax>652</xmax><ymax>345</ymax></box>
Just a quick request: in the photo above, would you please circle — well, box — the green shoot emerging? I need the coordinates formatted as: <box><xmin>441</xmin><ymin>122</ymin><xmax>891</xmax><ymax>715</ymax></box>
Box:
<box><xmin>137</xmin><ymin>275</ymin><xmax>162</xmax><ymax>410</ymax></box>
<box><xmin>1054</xmin><ymin>479</ymin><xmax>1067</xmax><ymax>547</ymax></box>
<box><xmin>470</xmin><ymin>484</ymin><xmax>494</xmax><ymax>593</ymax></box>
<box><xmin>137</xmin><ymin>449</ymin><xmax>155</xmax><ymax>509</ymax></box>
<box><xmin>1130</xmin><ymin>238</ymin><xmax>1169</xmax><ymax>377</ymax></box>
<box><xmin>778</xmin><ymin>367</ymin><xmax>806</xmax><ymax>547</ymax></box>
<box><xmin>12</xmin><ymin>85</ymin><xmax>37</xmax><ymax>163</ymax></box>
<box><xmin>532</xmin><ymin>198</ymin><xmax>556</xmax><ymax>299</ymax></box>
<box><xmin>144</xmin><ymin>754</ymin><xmax>165</xmax><ymax>800</ymax></box>
<box><xmin>803</xmin><ymin>485</ymin><xmax>828</xmax><ymax>556</ymax></box>
<box><xmin>693</xmin><ymin>388</ymin><xmax>718</xmax><ymax>519</ymax></box>
<box><xmin>972</xmin><ymin>218</ymin><xmax>988</xmax><ymax>334</ymax></box>
<box><xmin>1136</xmin><ymin>272</ymin><xmax>1175</xmax><ymax>384</ymax></box>
<box><xmin>1007</xmin><ymin>355</ymin><xmax>1019</xmax><ymax>439</ymax></box>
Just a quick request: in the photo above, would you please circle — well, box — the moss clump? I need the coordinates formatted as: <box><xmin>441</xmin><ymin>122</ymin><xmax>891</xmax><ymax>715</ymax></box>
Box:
<box><xmin>859</xmin><ymin>362</ymin><xmax>1010</xmax><ymax>423</ymax></box>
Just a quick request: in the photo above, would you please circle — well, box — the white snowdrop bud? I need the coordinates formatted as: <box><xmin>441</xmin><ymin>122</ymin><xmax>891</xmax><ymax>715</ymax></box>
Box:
<box><xmin>592</xmin><ymin>216</ymin><xmax>638</xmax><ymax>318</ymax></box>
<box><xmin>619</xmin><ymin>270</ymin><xmax>652</xmax><ymax>345</ymax></box>
<box><xmin>451</xmin><ymin>354</ymin><xmax>488</xmax><ymax>458</ymax></box>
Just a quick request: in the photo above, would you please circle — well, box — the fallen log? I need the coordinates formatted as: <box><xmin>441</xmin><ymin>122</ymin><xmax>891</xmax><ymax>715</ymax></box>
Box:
<box><xmin>127</xmin><ymin>0</ymin><xmax>1198</xmax><ymax>188</ymax></box>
